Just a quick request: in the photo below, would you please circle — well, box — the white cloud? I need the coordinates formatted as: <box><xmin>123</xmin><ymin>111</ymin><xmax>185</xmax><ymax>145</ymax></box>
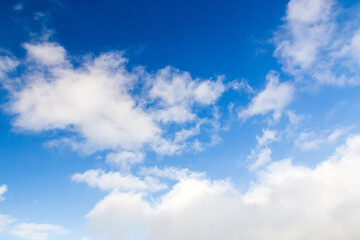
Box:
<box><xmin>149</xmin><ymin>66</ymin><xmax>225</xmax><ymax>123</ymax></box>
<box><xmin>0</xmin><ymin>56</ymin><xmax>18</xmax><ymax>79</ymax></box>
<box><xmin>238</xmin><ymin>71</ymin><xmax>294</xmax><ymax>120</ymax></box>
<box><xmin>247</xmin><ymin>129</ymin><xmax>279</xmax><ymax>171</ymax></box>
<box><xmin>106</xmin><ymin>151</ymin><xmax>144</xmax><ymax>169</ymax></box>
<box><xmin>256</xmin><ymin>129</ymin><xmax>278</xmax><ymax>146</ymax></box>
<box><xmin>228</xmin><ymin>79</ymin><xmax>254</xmax><ymax>94</ymax></box>
<box><xmin>11</xmin><ymin>223</ymin><xmax>68</xmax><ymax>240</ymax></box>
<box><xmin>4</xmin><ymin>41</ymin><xmax>225</xmax><ymax>158</ymax></box>
<box><xmin>84</xmin><ymin>134</ymin><xmax>360</xmax><ymax>240</ymax></box>
<box><xmin>274</xmin><ymin>0</ymin><xmax>360</xmax><ymax>86</ymax></box>
<box><xmin>248</xmin><ymin>148</ymin><xmax>272</xmax><ymax>171</ymax></box>
<box><xmin>23</xmin><ymin>42</ymin><xmax>67</xmax><ymax>66</ymax></box>
<box><xmin>0</xmin><ymin>185</ymin><xmax>7</xmax><ymax>201</ymax></box>
<box><xmin>296</xmin><ymin>128</ymin><xmax>344</xmax><ymax>150</ymax></box>
<box><xmin>72</xmin><ymin>169</ymin><xmax>167</xmax><ymax>193</ymax></box>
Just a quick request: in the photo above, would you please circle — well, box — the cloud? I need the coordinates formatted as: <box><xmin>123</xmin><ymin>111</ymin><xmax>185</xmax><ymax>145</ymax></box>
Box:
<box><xmin>72</xmin><ymin>169</ymin><xmax>167</xmax><ymax>193</ymax></box>
<box><xmin>238</xmin><ymin>71</ymin><xmax>294</xmax><ymax>120</ymax></box>
<box><xmin>0</xmin><ymin>56</ymin><xmax>18</xmax><ymax>79</ymax></box>
<box><xmin>247</xmin><ymin>129</ymin><xmax>279</xmax><ymax>171</ymax></box>
<box><xmin>23</xmin><ymin>42</ymin><xmax>67</xmax><ymax>66</ymax></box>
<box><xmin>228</xmin><ymin>79</ymin><xmax>254</xmax><ymax>94</ymax></box>
<box><xmin>274</xmin><ymin>0</ymin><xmax>360</xmax><ymax>86</ymax></box>
<box><xmin>11</xmin><ymin>223</ymin><xmax>68</xmax><ymax>240</ymax></box>
<box><xmin>149</xmin><ymin>66</ymin><xmax>225</xmax><ymax>123</ymax></box>
<box><xmin>0</xmin><ymin>185</ymin><xmax>7</xmax><ymax>201</ymax></box>
<box><xmin>84</xmin><ymin>134</ymin><xmax>360</xmax><ymax>240</ymax></box>
<box><xmin>295</xmin><ymin>128</ymin><xmax>345</xmax><ymax>150</ymax></box>
<box><xmin>0</xmin><ymin>186</ymin><xmax>68</xmax><ymax>240</ymax></box>
<box><xmin>106</xmin><ymin>151</ymin><xmax>144</xmax><ymax>170</ymax></box>
<box><xmin>248</xmin><ymin>147</ymin><xmax>272</xmax><ymax>171</ymax></box>
<box><xmin>256</xmin><ymin>129</ymin><xmax>278</xmax><ymax>146</ymax></box>
<box><xmin>4</xmin><ymin>41</ymin><xmax>225</xmax><ymax>157</ymax></box>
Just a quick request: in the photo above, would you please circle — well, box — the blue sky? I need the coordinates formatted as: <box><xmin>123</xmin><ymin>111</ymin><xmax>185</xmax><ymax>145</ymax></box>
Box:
<box><xmin>1</xmin><ymin>0</ymin><xmax>360</xmax><ymax>239</ymax></box>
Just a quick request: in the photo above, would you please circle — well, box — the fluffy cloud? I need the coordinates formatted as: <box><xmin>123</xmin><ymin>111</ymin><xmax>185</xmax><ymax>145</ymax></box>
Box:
<box><xmin>5</xmin><ymin>41</ymin><xmax>225</xmax><ymax>157</ymax></box>
<box><xmin>274</xmin><ymin>0</ymin><xmax>360</xmax><ymax>86</ymax></box>
<box><xmin>11</xmin><ymin>223</ymin><xmax>68</xmax><ymax>240</ymax></box>
<box><xmin>239</xmin><ymin>71</ymin><xmax>294</xmax><ymax>120</ymax></box>
<box><xmin>84</xmin><ymin>134</ymin><xmax>360</xmax><ymax>240</ymax></box>
<box><xmin>149</xmin><ymin>66</ymin><xmax>225</xmax><ymax>123</ymax></box>
<box><xmin>23</xmin><ymin>42</ymin><xmax>67</xmax><ymax>66</ymax></box>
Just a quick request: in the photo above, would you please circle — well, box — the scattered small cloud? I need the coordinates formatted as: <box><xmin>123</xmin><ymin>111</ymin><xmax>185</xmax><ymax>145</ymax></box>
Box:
<box><xmin>238</xmin><ymin>71</ymin><xmax>294</xmax><ymax>121</ymax></box>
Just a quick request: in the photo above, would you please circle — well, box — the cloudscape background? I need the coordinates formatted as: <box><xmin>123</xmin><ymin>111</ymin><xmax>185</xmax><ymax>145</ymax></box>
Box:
<box><xmin>1</xmin><ymin>0</ymin><xmax>360</xmax><ymax>239</ymax></box>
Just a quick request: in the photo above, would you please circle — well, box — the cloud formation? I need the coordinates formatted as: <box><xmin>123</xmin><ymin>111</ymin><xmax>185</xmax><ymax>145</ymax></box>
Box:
<box><xmin>3</xmin><ymin>41</ymin><xmax>225</xmax><ymax>160</ymax></box>
<box><xmin>274</xmin><ymin>0</ymin><xmax>360</xmax><ymax>86</ymax></box>
<box><xmin>83</xmin><ymin>134</ymin><xmax>360</xmax><ymax>240</ymax></box>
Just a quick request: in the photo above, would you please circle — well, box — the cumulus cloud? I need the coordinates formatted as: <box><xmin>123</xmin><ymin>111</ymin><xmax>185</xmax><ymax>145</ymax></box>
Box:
<box><xmin>274</xmin><ymin>0</ymin><xmax>360</xmax><ymax>86</ymax></box>
<box><xmin>84</xmin><ymin>134</ymin><xmax>360</xmax><ymax>240</ymax></box>
<box><xmin>149</xmin><ymin>66</ymin><xmax>225</xmax><ymax>123</ymax></box>
<box><xmin>23</xmin><ymin>42</ymin><xmax>67</xmax><ymax>66</ymax></box>
<box><xmin>239</xmin><ymin>71</ymin><xmax>294</xmax><ymax>120</ymax></box>
<box><xmin>11</xmin><ymin>223</ymin><xmax>68</xmax><ymax>240</ymax></box>
<box><xmin>4</xmin><ymin>41</ymin><xmax>225</xmax><ymax>158</ymax></box>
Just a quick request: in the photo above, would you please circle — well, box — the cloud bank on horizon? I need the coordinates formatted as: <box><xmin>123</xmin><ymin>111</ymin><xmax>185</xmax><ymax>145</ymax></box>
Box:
<box><xmin>1</xmin><ymin>0</ymin><xmax>360</xmax><ymax>239</ymax></box>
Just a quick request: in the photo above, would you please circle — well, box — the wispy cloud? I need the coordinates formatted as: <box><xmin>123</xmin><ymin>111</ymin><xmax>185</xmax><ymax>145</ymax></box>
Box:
<box><xmin>274</xmin><ymin>0</ymin><xmax>360</xmax><ymax>86</ymax></box>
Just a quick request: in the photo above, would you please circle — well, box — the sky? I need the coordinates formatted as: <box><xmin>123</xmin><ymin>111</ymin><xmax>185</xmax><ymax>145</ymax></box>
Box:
<box><xmin>1</xmin><ymin>0</ymin><xmax>360</xmax><ymax>239</ymax></box>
